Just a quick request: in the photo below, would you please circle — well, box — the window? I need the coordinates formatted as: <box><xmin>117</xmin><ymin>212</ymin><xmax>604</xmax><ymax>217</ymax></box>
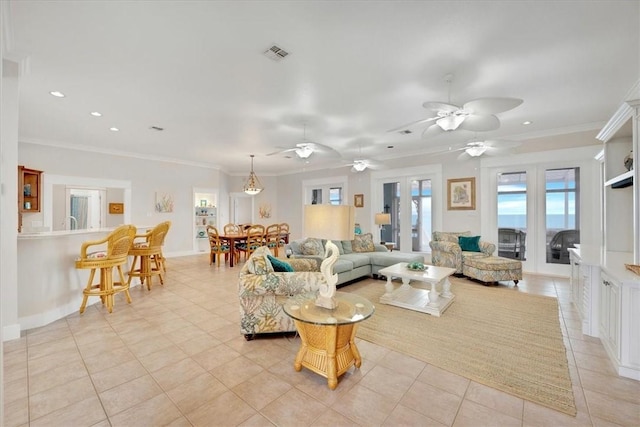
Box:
<box><xmin>329</xmin><ymin>187</ymin><xmax>342</xmax><ymax>205</ymax></box>
<box><xmin>497</xmin><ymin>172</ymin><xmax>527</xmax><ymax>260</ymax></box>
<box><xmin>545</xmin><ymin>167</ymin><xmax>580</xmax><ymax>264</ymax></box>
<box><xmin>411</xmin><ymin>179</ymin><xmax>432</xmax><ymax>252</ymax></box>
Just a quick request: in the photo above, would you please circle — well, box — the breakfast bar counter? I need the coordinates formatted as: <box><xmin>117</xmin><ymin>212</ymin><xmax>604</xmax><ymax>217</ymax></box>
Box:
<box><xmin>17</xmin><ymin>228</ymin><xmax>123</xmax><ymax>330</ymax></box>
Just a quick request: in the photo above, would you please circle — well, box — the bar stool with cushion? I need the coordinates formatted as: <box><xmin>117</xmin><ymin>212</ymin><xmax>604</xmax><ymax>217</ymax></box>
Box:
<box><xmin>76</xmin><ymin>224</ymin><xmax>137</xmax><ymax>314</ymax></box>
<box><xmin>127</xmin><ymin>221</ymin><xmax>171</xmax><ymax>291</ymax></box>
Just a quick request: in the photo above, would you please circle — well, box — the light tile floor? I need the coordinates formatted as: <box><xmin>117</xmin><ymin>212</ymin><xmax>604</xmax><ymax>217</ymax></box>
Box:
<box><xmin>3</xmin><ymin>254</ymin><xmax>640</xmax><ymax>426</ymax></box>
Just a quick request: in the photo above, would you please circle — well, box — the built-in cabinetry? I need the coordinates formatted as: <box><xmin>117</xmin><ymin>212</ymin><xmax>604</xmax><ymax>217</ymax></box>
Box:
<box><xmin>18</xmin><ymin>166</ymin><xmax>42</xmax><ymax>213</ymax></box>
<box><xmin>568</xmin><ymin>247</ymin><xmax>600</xmax><ymax>337</ymax></box>
<box><xmin>593</xmin><ymin>93</ymin><xmax>639</xmax><ymax>380</ymax></box>
<box><xmin>18</xmin><ymin>166</ymin><xmax>43</xmax><ymax>232</ymax></box>
<box><xmin>195</xmin><ymin>206</ymin><xmax>216</xmax><ymax>240</ymax></box>
<box><xmin>598</xmin><ymin>265</ymin><xmax>640</xmax><ymax>380</ymax></box>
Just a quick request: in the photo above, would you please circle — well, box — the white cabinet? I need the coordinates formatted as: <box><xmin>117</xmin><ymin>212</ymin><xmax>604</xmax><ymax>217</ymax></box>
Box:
<box><xmin>568</xmin><ymin>247</ymin><xmax>600</xmax><ymax>337</ymax></box>
<box><xmin>598</xmin><ymin>266</ymin><xmax>640</xmax><ymax>380</ymax></box>
<box><xmin>599</xmin><ymin>271</ymin><xmax>620</xmax><ymax>359</ymax></box>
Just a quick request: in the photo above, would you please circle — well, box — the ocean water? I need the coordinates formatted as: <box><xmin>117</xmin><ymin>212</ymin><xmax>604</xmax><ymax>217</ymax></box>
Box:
<box><xmin>498</xmin><ymin>214</ymin><xmax>576</xmax><ymax>229</ymax></box>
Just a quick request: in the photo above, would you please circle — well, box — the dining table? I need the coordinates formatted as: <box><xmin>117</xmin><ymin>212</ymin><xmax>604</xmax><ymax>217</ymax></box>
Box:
<box><xmin>218</xmin><ymin>231</ymin><xmax>290</xmax><ymax>267</ymax></box>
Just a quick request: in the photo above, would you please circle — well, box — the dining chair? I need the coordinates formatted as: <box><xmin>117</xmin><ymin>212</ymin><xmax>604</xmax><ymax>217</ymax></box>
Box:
<box><xmin>264</xmin><ymin>224</ymin><xmax>281</xmax><ymax>256</ymax></box>
<box><xmin>236</xmin><ymin>225</ymin><xmax>265</xmax><ymax>261</ymax></box>
<box><xmin>223</xmin><ymin>223</ymin><xmax>240</xmax><ymax>235</ymax></box>
<box><xmin>207</xmin><ymin>225</ymin><xmax>235</xmax><ymax>267</ymax></box>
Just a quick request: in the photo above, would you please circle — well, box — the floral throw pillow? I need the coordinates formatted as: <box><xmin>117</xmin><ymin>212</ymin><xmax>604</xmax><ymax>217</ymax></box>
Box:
<box><xmin>352</xmin><ymin>233</ymin><xmax>375</xmax><ymax>253</ymax></box>
<box><xmin>300</xmin><ymin>238</ymin><xmax>324</xmax><ymax>256</ymax></box>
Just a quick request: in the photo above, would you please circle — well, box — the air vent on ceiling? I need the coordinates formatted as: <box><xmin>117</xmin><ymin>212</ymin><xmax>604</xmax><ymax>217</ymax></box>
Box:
<box><xmin>263</xmin><ymin>44</ymin><xmax>290</xmax><ymax>61</ymax></box>
<box><xmin>149</xmin><ymin>126</ymin><xmax>164</xmax><ymax>131</ymax></box>
<box><xmin>399</xmin><ymin>129</ymin><xmax>412</xmax><ymax>134</ymax></box>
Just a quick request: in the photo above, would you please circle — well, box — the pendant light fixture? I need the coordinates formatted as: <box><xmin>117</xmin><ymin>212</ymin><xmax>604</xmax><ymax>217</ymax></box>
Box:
<box><xmin>243</xmin><ymin>155</ymin><xmax>263</xmax><ymax>195</ymax></box>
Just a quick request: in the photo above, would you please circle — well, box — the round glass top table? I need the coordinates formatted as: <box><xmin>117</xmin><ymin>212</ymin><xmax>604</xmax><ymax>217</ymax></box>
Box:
<box><xmin>283</xmin><ymin>292</ymin><xmax>375</xmax><ymax>390</ymax></box>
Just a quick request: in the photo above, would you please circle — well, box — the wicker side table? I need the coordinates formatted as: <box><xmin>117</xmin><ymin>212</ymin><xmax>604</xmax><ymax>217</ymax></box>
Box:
<box><xmin>283</xmin><ymin>292</ymin><xmax>374</xmax><ymax>390</ymax></box>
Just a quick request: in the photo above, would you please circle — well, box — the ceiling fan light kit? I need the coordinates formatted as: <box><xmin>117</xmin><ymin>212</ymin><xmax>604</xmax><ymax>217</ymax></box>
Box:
<box><xmin>352</xmin><ymin>160</ymin><xmax>368</xmax><ymax>172</ymax></box>
<box><xmin>294</xmin><ymin>145</ymin><xmax>314</xmax><ymax>159</ymax></box>
<box><xmin>465</xmin><ymin>144</ymin><xmax>488</xmax><ymax>157</ymax></box>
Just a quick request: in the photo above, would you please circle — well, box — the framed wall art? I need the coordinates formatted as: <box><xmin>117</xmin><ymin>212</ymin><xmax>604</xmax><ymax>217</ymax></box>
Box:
<box><xmin>354</xmin><ymin>194</ymin><xmax>364</xmax><ymax>208</ymax></box>
<box><xmin>447</xmin><ymin>177</ymin><xmax>476</xmax><ymax>210</ymax></box>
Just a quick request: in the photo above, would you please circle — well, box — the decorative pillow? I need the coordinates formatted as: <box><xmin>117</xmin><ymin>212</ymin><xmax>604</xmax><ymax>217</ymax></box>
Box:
<box><xmin>301</xmin><ymin>238</ymin><xmax>324</xmax><ymax>256</ymax></box>
<box><xmin>289</xmin><ymin>241</ymin><xmax>301</xmax><ymax>255</ymax></box>
<box><xmin>459</xmin><ymin>235</ymin><xmax>481</xmax><ymax>252</ymax></box>
<box><xmin>267</xmin><ymin>255</ymin><xmax>294</xmax><ymax>272</ymax></box>
<box><xmin>352</xmin><ymin>233</ymin><xmax>375</xmax><ymax>253</ymax></box>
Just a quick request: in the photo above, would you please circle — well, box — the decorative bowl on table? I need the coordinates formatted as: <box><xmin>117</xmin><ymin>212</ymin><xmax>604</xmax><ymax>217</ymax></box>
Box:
<box><xmin>406</xmin><ymin>262</ymin><xmax>427</xmax><ymax>271</ymax></box>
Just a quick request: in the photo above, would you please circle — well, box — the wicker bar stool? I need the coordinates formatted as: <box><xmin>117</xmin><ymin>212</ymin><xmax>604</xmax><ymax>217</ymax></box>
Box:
<box><xmin>76</xmin><ymin>224</ymin><xmax>137</xmax><ymax>314</ymax></box>
<box><xmin>127</xmin><ymin>221</ymin><xmax>171</xmax><ymax>291</ymax></box>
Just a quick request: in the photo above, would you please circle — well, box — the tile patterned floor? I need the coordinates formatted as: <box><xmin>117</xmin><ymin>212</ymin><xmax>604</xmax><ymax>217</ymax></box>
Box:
<box><xmin>3</xmin><ymin>254</ymin><xmax>640</xmax><ymax>426</ymax></box>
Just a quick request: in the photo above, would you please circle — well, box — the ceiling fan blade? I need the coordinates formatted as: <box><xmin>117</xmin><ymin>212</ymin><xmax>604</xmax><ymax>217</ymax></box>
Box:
<box><xmin>483</xmin><ymin>139</ymin><xmax>521</xmax><ymax>149</ymax></box>
<box><xmin>462</xmin><ymin>97</ymin><xmax>523</xmax><ymax>115</ymax></box>
<box><xmin>266</xmin><ymin>147</ymin><xmax>296</xmax><ymax>156</ymax></box>
<box><xmin>458</xmin><ymin>114</ymin><xmax>500</xmax><ymax>132</ymax></box>
<box><xmin>387</xmin><ymin>116</ymin><xmax>438</xmax><ymax>133</ymax></box>
<box><xmin>422</xmin><ymin>102</ymin><xmax>460</xmax><ymax>114</ymax></box>
<box><xmin>421</xmin><ymin>123</ymin><xmax>445</xmax><ymax>139</ymax></box>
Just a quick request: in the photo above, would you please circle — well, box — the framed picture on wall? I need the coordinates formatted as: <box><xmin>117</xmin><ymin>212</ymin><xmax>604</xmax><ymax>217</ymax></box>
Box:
<box><xmin>354</xmin><ymin>194</ymin><xmax>364</xmax><ymax>208</ymax></box>
<box><xmin>447</xmin><ymin>177</ymin><xmax>476</xmax><ymax>210</ymax></box>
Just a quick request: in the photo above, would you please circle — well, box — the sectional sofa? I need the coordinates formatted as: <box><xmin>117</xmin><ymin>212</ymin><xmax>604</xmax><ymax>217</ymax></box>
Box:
<box><xmin>286</xmin><ymin>234</ymin><xmax>425</xmax><ymax>285</ymax></box>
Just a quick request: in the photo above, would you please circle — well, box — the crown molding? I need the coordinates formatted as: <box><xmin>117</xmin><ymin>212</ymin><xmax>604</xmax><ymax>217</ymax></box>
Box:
<box><xmin>20</xmin><ymin>138</ymin><xmax>223</xmax><ymax>171</ymax></box>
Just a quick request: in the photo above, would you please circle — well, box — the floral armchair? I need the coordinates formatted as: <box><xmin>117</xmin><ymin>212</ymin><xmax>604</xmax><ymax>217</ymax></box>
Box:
<box><xmin>429</xmin><ymin>231</ymin><xmax>495</xmax><ymax>274</ymax></box>
<box><xmin>238</xmin><ymin>246</ymin><xmax>324</xmax><ymax>340</ymax></box>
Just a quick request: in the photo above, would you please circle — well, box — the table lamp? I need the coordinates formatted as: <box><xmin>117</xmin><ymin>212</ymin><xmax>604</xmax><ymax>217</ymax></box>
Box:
<box><xmin>304</xmin><ymin>204</ymin><xmax>355</xmax><ymax>309</ymax></box>
<box><xmin>374</xmin><ymin>213</ymin><xmax>391</xmax><ymax>244</ymax></box>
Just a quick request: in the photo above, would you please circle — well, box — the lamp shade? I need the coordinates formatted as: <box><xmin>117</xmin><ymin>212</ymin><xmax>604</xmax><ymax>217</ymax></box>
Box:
<box><xmin>374</xmin><ymin>213</ymin><xmax>391</xmax><ymax>226</ymax></box>
<box><xmin>304</xmin><ymin>205</ymin><xmax>355</xmax><ymax>241</ymax></box>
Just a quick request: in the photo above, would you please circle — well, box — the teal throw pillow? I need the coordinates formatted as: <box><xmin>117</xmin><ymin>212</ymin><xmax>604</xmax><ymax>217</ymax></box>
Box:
<box><xmin>267</xmin><ymin>255</ymin><xmax>294</xmax><ymax>272</ymax></box>
<box><xmin>458</xmin><ymin>236</ymin><xmax>481</xmax><ymax>252</ymax></box>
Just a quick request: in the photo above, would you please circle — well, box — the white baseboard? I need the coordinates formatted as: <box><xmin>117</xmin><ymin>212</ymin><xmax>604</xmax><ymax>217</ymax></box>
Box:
<box><xmin>2</xmin><ymin>324</ymin><xmax>21</xmax><ymax>342</ymax></box>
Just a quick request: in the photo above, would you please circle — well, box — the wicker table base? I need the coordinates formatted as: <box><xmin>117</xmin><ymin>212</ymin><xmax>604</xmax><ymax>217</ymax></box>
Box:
<box><xmin>292</xmin><ymin>320</ymin><xmax>361</xmax><ymax>390</ymax></box>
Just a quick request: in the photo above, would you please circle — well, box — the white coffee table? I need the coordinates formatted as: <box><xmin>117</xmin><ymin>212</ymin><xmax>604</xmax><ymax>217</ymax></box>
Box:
<box><xmin>378</xmin><ymin>262</ymin><xmax>456</xmax><ymax>316</ymax></box>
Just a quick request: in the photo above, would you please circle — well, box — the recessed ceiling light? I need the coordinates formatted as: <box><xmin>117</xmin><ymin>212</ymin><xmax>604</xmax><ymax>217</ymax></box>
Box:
<box><xmin>522</xmin><ymin>120</ymin><xmax>532</xmax><ymax>125</ymax></box>
<box><xmin>90</xmin><ymin>112</ymin><xmax>102</xmax><ymax>117</ymax></box>
<box><xmin>49</xmin><ymin>91</ymin><xmax>65</xmax><ymax>98</ymax></box>
<box><xmin>109</xmin><ymin>127</ymin><xmax>119</xmax><ymax>132</ymax></box>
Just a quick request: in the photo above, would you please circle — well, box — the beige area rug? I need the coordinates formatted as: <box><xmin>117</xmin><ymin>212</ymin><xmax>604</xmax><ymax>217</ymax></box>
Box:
<box><xmin>345</xmin><ymin>278</ymin><xmax>577</xmax><ymax>416</ymax></box>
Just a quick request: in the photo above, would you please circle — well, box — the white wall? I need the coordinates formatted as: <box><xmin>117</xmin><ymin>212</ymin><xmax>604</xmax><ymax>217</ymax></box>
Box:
<box><xmin>1</xmin><ymin>59</ymin><xmax>21</xmax><ymax>341</ymax></box>
<box><xmin>19</xmin><ymin>143</ymin><xmax>222</xmax><ymax>256</ymax></box>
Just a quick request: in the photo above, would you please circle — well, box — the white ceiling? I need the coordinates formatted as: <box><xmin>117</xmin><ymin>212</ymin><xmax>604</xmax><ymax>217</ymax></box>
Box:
<box><xmin>4</xmin><ymin>1</ymin><xmax>639</xmax><ymax>175</ymax></box>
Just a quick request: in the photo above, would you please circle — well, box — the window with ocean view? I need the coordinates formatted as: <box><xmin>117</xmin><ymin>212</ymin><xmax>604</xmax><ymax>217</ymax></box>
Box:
<box><xmin>545</xmin><ymin>167</ymin><xmax>580</xmax><ymax>264</ymax></box>
<box><xmin>497</xmin><ymin>172</ymin><xmax>527</xmax><ymax>260</ymax></box>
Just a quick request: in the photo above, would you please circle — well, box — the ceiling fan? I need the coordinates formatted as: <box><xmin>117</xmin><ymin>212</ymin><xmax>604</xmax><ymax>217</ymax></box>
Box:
<box><xmin>267</xmin><ymin>124</ymin><xmax>339</xmax><ymax>160</ymax></box>
<box><xmin>345</xmin><ymin>158</ymin><xmax>385</xmax><ymax>173</ymax></box>
<box><xmin>388</xmin><ymin>74</ymin><xmax>523</xmax><ymax>136</ymax></box>
<box><xmin>433</xmin><ymin>139</ymin><xmax>521</xmax><ymax>158</ymax></box>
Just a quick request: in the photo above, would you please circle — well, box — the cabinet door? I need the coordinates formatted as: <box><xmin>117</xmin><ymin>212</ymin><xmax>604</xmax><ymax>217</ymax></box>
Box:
<box><xmin>607</xmin><ymin>280</ymin><xmax>621</xmax><ymax>358</ymax></box>
<box><xmin>599</xmin><ymin>276</ymin><xmax>609</xmax><ymax>335</ymax></box>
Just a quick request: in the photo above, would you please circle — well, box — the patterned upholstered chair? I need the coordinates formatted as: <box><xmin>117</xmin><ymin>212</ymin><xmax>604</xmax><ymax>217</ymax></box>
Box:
<box><xmin>238</xmin><ymin>246</ymin><xmax>322</xmax><ymax>340</ymax></box>
<box><xmin>429</xmin><ymin>231</ymin><xmax>495</xmax><ymax>274</ymax></box>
